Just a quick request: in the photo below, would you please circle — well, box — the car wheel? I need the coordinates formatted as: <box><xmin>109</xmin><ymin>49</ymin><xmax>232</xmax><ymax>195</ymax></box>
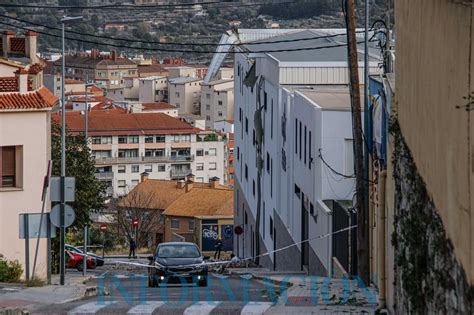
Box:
<box><xmin>76</xmin><ymin>260</ymin><xmax>84</xmax><ymax>271</ymax></box>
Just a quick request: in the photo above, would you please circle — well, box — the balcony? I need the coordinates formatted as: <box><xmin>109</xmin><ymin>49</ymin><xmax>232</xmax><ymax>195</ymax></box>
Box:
<box><xmin>95</xmin><ymin>172</ymin><xmax>114</xmax><ymax>180</ymax></box>
<box><xmin>95</xmin><ymin>155</ymin><xmax>194</xmax><ymax>165</ymax></box>
<box><xmin>170</xmin><ymin>169</ymin><xmax>191</xmax><ymax>179</ymax></box>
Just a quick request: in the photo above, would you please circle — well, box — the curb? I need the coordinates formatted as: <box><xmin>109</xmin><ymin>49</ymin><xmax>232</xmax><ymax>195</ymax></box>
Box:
<box><xmin>227</xmin><ymin>270</ymin><xmax>294</xmax><ymax>288</ymax></box>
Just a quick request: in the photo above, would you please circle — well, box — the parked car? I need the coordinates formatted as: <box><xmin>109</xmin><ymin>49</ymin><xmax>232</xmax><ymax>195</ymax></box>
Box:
<box><xmin>66</xmin><ymin>244</ymin><xmax>105</xmax><ymax>267</ymax></box>
<box><xmin>66</xmin><ymin>250</ymin><xmax>97</xmax><ymax>271</ymax></box>
<box><xmin>147</xmin><ymin>242</ymin><xmax>209</xmax><ymax>287</ymax></box>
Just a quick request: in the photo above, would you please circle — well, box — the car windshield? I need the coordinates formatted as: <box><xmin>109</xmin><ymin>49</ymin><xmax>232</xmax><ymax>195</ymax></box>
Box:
<box><xmin>157</xmin><ymin>244</ymin><xmax>200</xmax><ymax>258</ymax></box>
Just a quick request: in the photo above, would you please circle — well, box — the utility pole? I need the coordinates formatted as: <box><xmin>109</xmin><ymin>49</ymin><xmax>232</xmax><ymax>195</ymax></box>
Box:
<box><xmin>344</xmin><ymin>0</ymin><xmax>370</xmax><ymax>284</ymax></box>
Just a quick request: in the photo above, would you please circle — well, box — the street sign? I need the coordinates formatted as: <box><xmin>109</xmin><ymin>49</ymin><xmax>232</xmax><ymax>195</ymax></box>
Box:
<box><xmin>50</xmin><ymin>177</ymin><xmax>76</xmax><ymax>202</ymax></box>
<box><xmin>50</xmin><ymin>204</ymin><xmax>75</xmax><ymax>228</ymax></box>
<box><xmin>100</xmin><ymin>224</ymin><xmax>107</xmax><ymax>232</ymax></box>
<box><xmin>132</xmin><ymin>218</ymin><xmax>139</xmax><ymax>227</ymax></box>
<box><xmin>19</xmin><ymin>213</ymin><xmax>56</xmax><ymax>239</ymax></box>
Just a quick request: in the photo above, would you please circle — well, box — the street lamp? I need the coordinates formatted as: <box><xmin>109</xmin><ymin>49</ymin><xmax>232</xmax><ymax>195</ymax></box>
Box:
<box><xmin>84</xmin><ymin>76</ymin><xmax>94</xmax><ymax>140</ymax></box>
<box><xmin>59</xmin><ymin>15</ymin><xmax>83</xmax><ymax>286</ymax></box>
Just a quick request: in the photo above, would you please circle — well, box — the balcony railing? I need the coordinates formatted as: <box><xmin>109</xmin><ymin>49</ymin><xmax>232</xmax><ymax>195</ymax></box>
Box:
<box><xmin>170</xmin><ymin>169</ymin><xmax>191</xmax><ymax>179</ymax></box>
<box><xmin>94</xmin><ymin>172</ymin><xmax>114</xmax><ymax>180</ymax></box>
<box><xmin>95</xmin><ymin>155</ymin><xmax>194</xmax><ymax>165</ymax></box>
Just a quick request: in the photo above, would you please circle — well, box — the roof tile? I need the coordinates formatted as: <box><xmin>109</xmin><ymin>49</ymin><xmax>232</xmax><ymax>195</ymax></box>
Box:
<box><xmin>0</xmin><ymin>87</ymin><xmax>58</xmax><ymax>110</ymax></box>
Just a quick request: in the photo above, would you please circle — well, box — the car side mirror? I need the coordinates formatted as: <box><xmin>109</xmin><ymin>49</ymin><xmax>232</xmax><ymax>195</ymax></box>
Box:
<box><xmin>203</xmin><ymin>256</ymin><xmax>210</xmax><ymax>260</ymax></box>
<box><xmin>147</xmin><ymin>255</ymin><xmax>154</xmax><ymax>261</ymax></box>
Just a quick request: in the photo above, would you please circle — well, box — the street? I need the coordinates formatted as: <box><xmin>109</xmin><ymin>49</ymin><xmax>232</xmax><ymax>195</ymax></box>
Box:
<box><xmin>30</xmin><ymin>263</ymin><xmax>284</xmax><ymax>315</ymax></box>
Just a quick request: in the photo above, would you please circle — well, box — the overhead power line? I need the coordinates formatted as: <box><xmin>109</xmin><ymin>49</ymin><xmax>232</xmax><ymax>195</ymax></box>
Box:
<box><xmin>0</xmin><ymin>1</ymin><xmax>294</xmax><ymax>10</ymax></box>
<box><xmin>0</xmin><ymin>14</ymin><xmax>365</xmax><ymax>47</ymax></box>
<box><xmin>0</xmin><ymin>20</ymin><xmax>362</xmax><ymax>54</ymax></box>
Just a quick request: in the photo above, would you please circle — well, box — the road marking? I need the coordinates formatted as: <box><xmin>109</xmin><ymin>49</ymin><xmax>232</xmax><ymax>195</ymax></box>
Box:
<box><xmin>68</xmin><ymin>301</ymin><xmax>117</xmax><ymax>314</ymax></box>
<box><xmin>127</xmin><ymin>301</ymin><xmax>165</xmax><ymax>314</ymax></box>
<box><xmin>183</xmin><ymin>301</ymin><xmax>222</xmax><ymax>315</ymax></box>
<box><xmin>241</xmin><ymin>302</ymin><xmax>274</xmax><ymax>315</ymax></box>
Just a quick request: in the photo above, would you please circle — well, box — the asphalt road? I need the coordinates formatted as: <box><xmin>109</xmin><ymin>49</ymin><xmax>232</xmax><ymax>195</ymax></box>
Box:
<box><xmin>32</xmin><ymin>270</ymin><xmax>287</xmax><ymax>314</ymax></box>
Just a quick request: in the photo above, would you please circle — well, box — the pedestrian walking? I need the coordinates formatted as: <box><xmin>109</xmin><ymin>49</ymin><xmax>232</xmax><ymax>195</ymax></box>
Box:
<box><xmin>129</xmin><ymin>238</ymin><xmax>137</xmax><ymax>259</ymax></box>
<box><xmin>214</xmin><ymin>238</ymin><xmax>223</xmax><ymax>259</ymax></box>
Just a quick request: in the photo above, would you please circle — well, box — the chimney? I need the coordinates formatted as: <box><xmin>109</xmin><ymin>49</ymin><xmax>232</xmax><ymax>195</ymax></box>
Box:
<box><xmin>176</xmin><ymin>179</ymin><xmax>185</xmax><ymax>189</ymax></box>
<box><xmin>186</xmin><ymin>172</ymin><xmax>195</xmax><ymax>182</ymax></box>
<box><xmin>15</xmin><ymin>68</ymin><xmax>28</xmax><ymax>93</ymax></box>
<box><xmin>2</xmin><ymin>31</ymin><xmax>14</xmax><ymax>58</ymax></box>
<box><xmin>140</xmin><ymin>172</ymin><xmax>149</xmax><ymax>183</ymax></box>
<box><xmin>185</xmin><ymin>179</ymin><xmax>193</xmax><ymax>192</ymax></box>
<box><xmin>209</xmin><ymin>176</ymin><xmax>220</xmax><ymax>189</ymax></box>
<box><xmin>25</xmin><ymin>31</ymin><xmax>38</xmax><ymax>63</ymax></box>
<box><xmin>111</xmin><ymin>50</ymin><xmax>117</xmax><ymax>61</ymax></box>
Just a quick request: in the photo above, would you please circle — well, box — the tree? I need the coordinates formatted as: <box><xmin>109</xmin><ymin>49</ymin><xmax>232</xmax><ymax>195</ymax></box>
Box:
<box><xmin>51</xmin><ymin>121</ymin><xmax>106</xmax><ymax>229</ymax></box>
<box><xmin>110</xmin><ymin>190</ymin><xmax>163</xmax><ymax>249</ymax></box>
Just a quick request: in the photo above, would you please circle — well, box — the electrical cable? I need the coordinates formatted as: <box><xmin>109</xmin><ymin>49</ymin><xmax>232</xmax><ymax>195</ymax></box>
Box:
<box><xmin>0</xmin><ymin>20</ymin><xmax>364</xmax><ymax>54</ymax></box>
<box><xmin>0</xmin><ymin>14</ymin><xmax>370</xmax><ymax>47</ymax></box>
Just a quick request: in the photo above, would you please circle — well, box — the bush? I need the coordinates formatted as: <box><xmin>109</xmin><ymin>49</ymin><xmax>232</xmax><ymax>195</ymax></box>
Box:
<box><xmin>0</xmin><ymin>257</ymin><xmax>23</xmax><ymax>282</ymax></box>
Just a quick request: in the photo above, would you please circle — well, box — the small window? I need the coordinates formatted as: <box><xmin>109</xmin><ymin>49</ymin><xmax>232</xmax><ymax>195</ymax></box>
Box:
<box><xmin>245</xmin><ymin>164</ymin><xmax>248</xmax><ymax>180</ymax></box>
<box><xmin>144</xmin><ymin>165</ymin><xmax>152</xmax><ymax>172</ymax></box>
<box><xmin>158</xmin><ymin>164</ymin><xmax>165</xmax><ymax>172</ymax></box>
<box><xmin>294</xmin><ymin>184</ymin><xmax>301</xmax><ymax>198</ymax></box>
<box><xmin>206</xmin><ymin>115</ymin><xmax>211</xmax><ymax>121</ymax></box>
<box><xmin>270</xmin><ymin>216</ymin><xmax>274</xmax><ymax>239</ymax></box>
<box><xmin>196</xmin><ymin>163</ymin><xmax>204</xmax><ymax>171</ymax></box>
<box><xmin>118</xmin><ymin>165</ymin><xmax>126</xmax><ymax>173</ymax></box>
<box><xmin>92</xmin><ymin>137</ymin><xmax>101</xmax><ymax>144</ymax></box>
<box><xmin>188</xmin><ymin>220</ymin><xmax>195</xmax><ymax>231</ymax></box>
<box><xmin>252</xmin><ymin>180</ymin><xmax>255</xmax><ymax>196</ymax></box>
<box><xmin>209</xmin><ymin>162</ymin><xmax>217</xmax><ymax>170</ymax></box>
<box><xmin>145</xmin><ymin>136</ymin><xmax>154</xmax><ymax>143</ymax></box>
<box><xmin>245</xmin><ymin>117</ymin><xmax>248</xmax><ymax>133</ymax></box>
<box><xmin>131</xmin><ymin>165</ymin><xmax>139</xmax><ymax>173</ymax></box>
<box><xmin>218</xmin><ymin>100</ymin><xmax>223</xmax><ymax>106</ymax></box>
<box><xmin>118</xmin><ymin>180</ymin><xmax>126</xmax><ymax>188</ymax></box>
<box><xmin>218</xmin><ymin>111</ymin><xmax>223</xmax><ymax>117</ymax></box>
<box><xmin>266</xmin><ymin>152</ymin><xmax>270</xmax><ymax>173</ymax></box>
<box><xmin>244</xmin><ymin>211</ymin><xmax>248</xmax><ymax>225</ymax></box>
<box><xmin>0</xmin><ymin>146</ymin><xmax>22</xmax><ymax>188</ymax></box>
<box><xmin>156</xmin><ymin>135</ymin><xmax>166</xmax><ymax>143</ymax></box>
<box><xmin>196</xmin><ymin>149</ymin><xmax>204</xmax><ymax>157</ymax></box>
<box><xmin>118</xmin><ymin>136</ymin><xmax>127</xmax><ymax>144</ymax></box>
<box><xmin>171</xmin><ymin>219</ymin><xmax>180</xmax><ymax>229</ymax></box>
<box><xmin>208</xmin><ymin>148</ymin><xmax>217</xmax><ymax>156</ymax></box>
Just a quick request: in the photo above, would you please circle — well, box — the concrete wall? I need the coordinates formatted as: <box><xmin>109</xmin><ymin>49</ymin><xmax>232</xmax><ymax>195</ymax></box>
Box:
<box><xmin>396</xmin><ymin>0</ymin><xmax>474</xmax><ymax>282</ymax></box>
<box><xmin>0</xmin><ymin>110</ymin><xmax>51</xmax><ymax>279</ymax></box>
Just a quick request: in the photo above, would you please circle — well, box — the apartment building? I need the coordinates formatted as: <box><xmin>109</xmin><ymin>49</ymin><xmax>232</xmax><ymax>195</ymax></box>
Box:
<box><xmin>200</xmin><ymin>79</ymin><xmax>234</xmax><ymax>129</ymax></box>
<box><xmin>206</xmin><ymin>28</ymin><xmax>379</xmax><ymax>275</ymax></box>
<box><xmin>138</xmin><ymin>76</ymin><xmax>168</xmax><ymax>103</ymax></box>
<box><xmin>54</xmin><ymin>111</ymin><xmax>225</xmax><ymax>197</ymax></box>
<box><xmin>168</xmin><ymin>77</ymin><xmax>202</xmax><ymax>114</ymax></box>
<box><xmin>0</xmin><ymin>31</ymin><xmax>58</xmax><ymax>279</ymax></box>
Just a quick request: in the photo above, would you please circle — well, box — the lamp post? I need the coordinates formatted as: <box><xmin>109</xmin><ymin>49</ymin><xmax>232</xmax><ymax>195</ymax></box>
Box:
<box><xmin>60</xmin><ymin>15</ymin><xmax>83</xmax><ymax>286</ymax></box>
<box><xmin>85</xmin><ymin>75</ymin><xmax>94</xmax><ymax>140</ymax></box>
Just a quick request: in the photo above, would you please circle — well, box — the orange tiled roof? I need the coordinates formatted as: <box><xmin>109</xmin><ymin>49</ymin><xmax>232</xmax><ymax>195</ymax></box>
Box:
<box><xmin>28</xmin><ymin>63</ymin><xmax>44</xmax><ymax>74</ymax></box>
<box><xmin>164</xmin><ymin>186</ymin><xmax>233</xmax><ymax>218</ymax></box>
<box><xmin>142</xmin><ymin>102</ymin><xmax>176</xmax><ymax>111</ymax></box>
<box><xmin>0</xmin><ymin>86</ymin><xmax>58</xmax><ymax>110</ymax></box>
<box><xmin>0</xmin><ymin>77</ymin><xmax>18</xmax><ymax>92</ymax></box>
<box><xmin>52</xmin><ymin>111</ymin><xmax>199</xmax><ymax>135</ymax></box>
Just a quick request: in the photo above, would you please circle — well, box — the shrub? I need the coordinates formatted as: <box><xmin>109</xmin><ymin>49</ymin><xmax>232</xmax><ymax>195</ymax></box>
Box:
<box><xmin>0</xmin><ymin>257</ymin><xmax>23</xmax><ymax>282</ymax></box>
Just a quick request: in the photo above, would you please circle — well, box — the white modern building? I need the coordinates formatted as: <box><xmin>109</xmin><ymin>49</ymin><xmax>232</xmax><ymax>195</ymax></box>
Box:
<box><xmin>55</xmin><ymin>111</ymin><xmax>225</xmax><ymax>197</ymax></box>
<box><xmin>168</xmin><ymin>77</ymin><xmax>202</xmax><ymax>114</ymax></box>
<box><xmin>206</xmin><ymin>29</ymin><xmax>379</xmax><ymax>276</ymax></box>
<box><xmin>200</xmin><ymin>79</ymin><xmax>234</xmax><ymax>129</ymax></box>
<box><xmin>138</xmin><ymin>76</ymin><xmax>168</xmax><ymax>103</ymax></box>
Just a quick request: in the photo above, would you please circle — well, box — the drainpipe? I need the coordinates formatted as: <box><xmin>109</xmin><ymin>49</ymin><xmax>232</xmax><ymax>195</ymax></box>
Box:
<box><xmin>377</xmin><ymin>170</ymin><xmax>387</xmax><ymax>307</ymax></box>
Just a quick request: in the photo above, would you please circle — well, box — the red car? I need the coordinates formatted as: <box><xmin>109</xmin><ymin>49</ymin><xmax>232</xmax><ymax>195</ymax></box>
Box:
<box><xmin>66</xmin><ymin>250</ymin><xmax>97</xmax><ymax>271</ymax></box>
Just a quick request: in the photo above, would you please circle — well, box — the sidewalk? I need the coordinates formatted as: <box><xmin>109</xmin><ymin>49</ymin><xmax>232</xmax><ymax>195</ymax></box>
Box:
<box><xmin>227</xmin><ymin>268</ymin><xmax>379</xmax><ymax>314</ymax></box>
<box><xmin>0</xmin><ymin>273</ymin><xmax>99</xmax><ymax>314</ymax></box>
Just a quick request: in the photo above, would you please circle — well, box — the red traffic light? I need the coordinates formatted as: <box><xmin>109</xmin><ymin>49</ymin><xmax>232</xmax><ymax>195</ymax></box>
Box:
<box><xmin>132</xmin><ymin>218</ymin><xmax>139</xmax><ymax>227</ymax></box>
<box><xmin>100</xmin><ymin>224</ymin><xmax>107</xmax><ymax>231</ymax></box>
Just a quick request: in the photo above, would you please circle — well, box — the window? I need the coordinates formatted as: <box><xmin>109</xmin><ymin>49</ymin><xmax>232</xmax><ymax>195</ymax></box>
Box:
<box><xmin>218</xmin><ymin>100</ymin><xmax>223</xmax><ymax>106</ymax></box>
<box><xmin>196</xmin><ymin>163</ymin><xmax>204</xmax><ymax>171</ymax></box>
<box><xmin>196</xmin><ymin>149</ymin><xmax>204</xmax><ymax>157</ymax></box>
<box><xmin>245</xmin><ymin>117</ymin><xmax>248</xmax><ymax>133</ymax></box>
<box><xmin>118</xmin><ymin>165</ymin><xmax>126</xmax><ymax>173</ymax></box>
<box><xmin>206</xmin><ymin>115</ymin><xmax>211</xmax><ymax>121</ymax></box>
<box><xmin>309</xmin><ymin>131</ymin><xmax>312</xmax><ymax>170</ymax></box>
<box><xmin>244</xmin><ymin>211</ymin><xmax>248</xmax><ymax>225</ymax></box>
<box><xmin>145</xmin><ymin>136</ymin><xmax>154</xmax><ymax>143</ymax></box>
<box><xmin>299</xmin><ymin>121</ymin><xmax>302</xmax><ymax>160</ymax></box>
<box><xmin>131</xmin><ymin>165</ymin><xmax>139</xmax><ymax>173</ymax></box>
<box><xmin>208</xmin><ymin>148</ymin><xmax>216</xmax><ymax>156</ymax></box>
<box><xmin>102</xmin><ymin>136</ymin><xmax>112</xmax><ymax>144</ymax></box>
<box><xmin>173</xmin><ymin>135</ymin><xmax>180</xmax><ymax>142</ymax></box>
<box><xmin>262</xmin><ymin>202</ymin><xmax>265</xmax><ymax>239</ymax></box>
<box><xmin>145</xmin><ymin>165</ymin><xmax>152</xmax><ymax>172</ymax></box>
<box><xmin>93</xmin><ymin>150</ymin><xmax>111</xmax><ymax>159</ymax></box>
<box><xmin>270</xmin><ymin>216</ymin><xmax>274</xmax><ymax>239</ymax></box>
<box><xmin>181</xmin><ymin>134</ymin><xmax>191</xmax><ymax>142</ymax></box>
<box><xmin>294</xmin><ymin>184</ymin><xmax>301</xmax><ymax>198</ymax></box>
<box><xmin>118</xmin><ymin>180</ymin><xmax>126</xmax><ymax>188</ymax></box>
<box><xmin>92</xmin><ymin>137</ymin><xmax>101</xmax><ymax>144</ymax></box>
<box><xmin>171</xmin><ymin>219</ymin><xmax>180</xmax><ymax>229</ymax></box>
<box><xmin>245</xmin><ymin>164</ymin><xmax>248</xmax><ymax>181</ymax></box>
<box><xmin>188</xmin><ymin>220</ymin><xmax>195</xmax><ymax>231</ymax></box>
<box><xmin>252</xmin><ymin>180</ymin><xmax>255</xmax><ymax>196</ymax></box>
<box><xmin>206</xmin><ymin>93</ymin><xmax>211</xmax><ymax>99</ymax></box>
<box><xmin>239</xmin><ymin>108</ymin><xmax>242</xmax><ymax>122</ymax></box>
<box><xmin>209</xmin><ymin>162</ymin><xmax>217</xmax><ymax>170</ymax></box>
<box><xmin>266</xmin><ymin>152</ymin><xmax>270</xmax><ymax>173</ymax></box>
<box><xmin>237</xmin><ymin>147</ymin><xmax>240</xmax><ymax>160</ymax></box>
<box><xmin>206</xmin><ymin>104</ymin><xmax>211</xmax><ymax>110</ymax></box>
<box><xmin>156</xmin><ymin>135</ymin><xmax>165</xmax><ymax>143</ymax></box>
<box><xmin>270</xmin><ymin>158</ymin><xmax>273</xmax><ymax>197</ymax></box>
<box><xmin>158</xmin><ymin>164</ymin><xmax>166</xmax><ymax>172</ymax></box>
<box><xmin>218</xmin><ymin>111</ymin><xmax>223</xmax><ymax>117</ymax></box>
<box><xmin>175</xmin><ymin>92</ymin><xmax>180</xmax><ymax>97</ymax></box>
<box><xmin>295</xmin><ymin>118</ymin><xmax>298</xmax><ymax>155</ymax></box>
<box><xmin>0</xmin><ymin>146</ymin><xmax>21</xmax><ymax>188</ymax></box>
<box><xmin>176</xmin><ymin>103</ymin><xmax>180</xmax><ymax>108</ymax></box>
<box><xmin>118</xmin><ymin>149</ymin><xmax>138</xmax><ymax>158</ymax></box>
<box><xmin>304</xmin><ymin>126</ymin><xmax>307</xmax><ymax>165</ymax></box>
<box><xmin>271</xmin><ymin>100</ymin><xmax>273</xmax><ymax>139</ymax></box>
<box><xmin>118</xmin><ymin>136</ymin><xmax>128</xmax><ymax>144</ymax></box>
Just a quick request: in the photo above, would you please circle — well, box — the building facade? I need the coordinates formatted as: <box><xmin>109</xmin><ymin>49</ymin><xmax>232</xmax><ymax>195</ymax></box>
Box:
<box><xmin>168</xmin><ymin>77</ymin><xmax>202</xmax><ymax>114</ymax></box>
<box><xmin>200</xmin><ymin>79</ymin><xmax>234</xmax><ymax>129</ymax></box>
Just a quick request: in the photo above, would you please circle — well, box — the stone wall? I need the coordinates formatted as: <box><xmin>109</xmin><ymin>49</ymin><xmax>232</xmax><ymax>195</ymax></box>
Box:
<box><xmin>391</xmin><ymin>121</ymin><xmax>474</xmax><ymax>314</ymax></box>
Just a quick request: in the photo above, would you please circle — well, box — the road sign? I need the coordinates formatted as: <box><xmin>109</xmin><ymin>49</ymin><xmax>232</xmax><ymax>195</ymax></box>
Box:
<box><xmin>100</xmin><ymin>224</ymin><xmax>107</xmax><ymax>232</ymax></box>
<box><xmin>50</xmin><ymin>204</ymin><xmax>75</xmax><ymax>228</ymax></box>
<box><xmin>19</xmin><ymin>213</ymin><xmax>56</xmax><ymax>239</ymax></box>
<box><xmin>50</xmin><ymin>177</ymin><xmax>76</xmax><ymax>202</ymax></box>
<box><xmin>132</xmin><ymin>218</ymin><xmax>139</xmax><ymax>227</ymax></box>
